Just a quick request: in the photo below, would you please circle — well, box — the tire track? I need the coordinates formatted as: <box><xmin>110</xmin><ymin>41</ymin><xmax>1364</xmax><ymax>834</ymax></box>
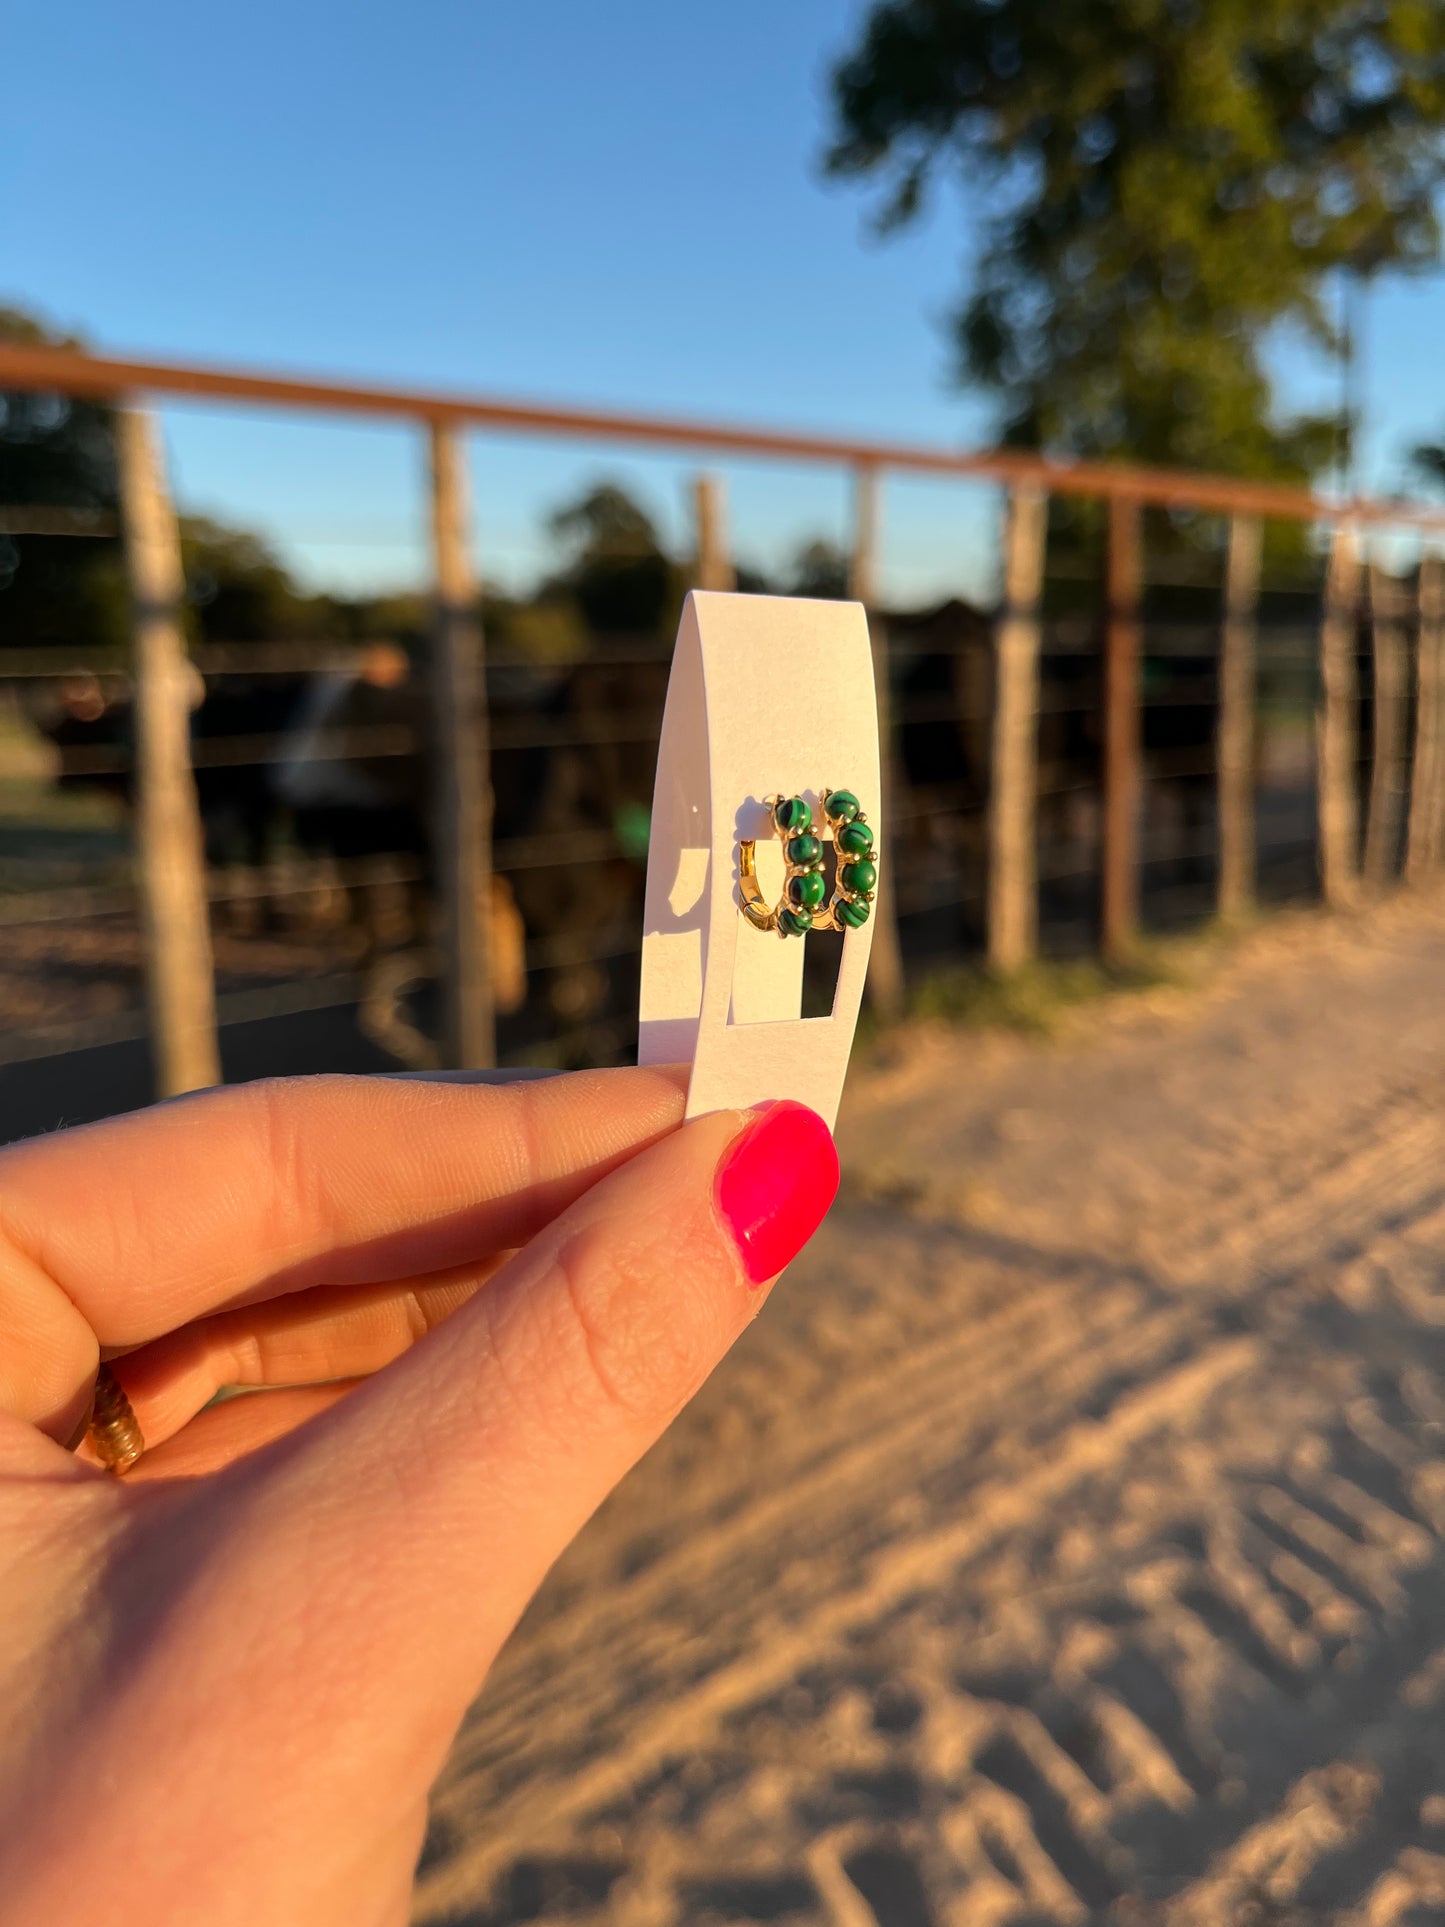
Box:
<box><xmin>418</xmin><ymin>1338</ymin><xmax>1253</xmax><ymax>1912</ymax></box>
<box><xmin>416</xmin><ymin>898</ymin><xmax>1445</xmax><ymax>1926</ymax></box>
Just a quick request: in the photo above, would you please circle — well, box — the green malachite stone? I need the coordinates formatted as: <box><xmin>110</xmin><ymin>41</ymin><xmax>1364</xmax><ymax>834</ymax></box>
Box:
<box><xmin>841</xmin><ymin>857</ymin><xmax>877</xmax><ymax>895</ymax></box>
<box><xmin>779</xmin><ymin>907</ymin><xmax>813</xmax><ymax>936</ymax></box>
<box><xmin>774</xmin><ymin>795</ymin><xmax>810</xmax><ymax>834</ymax></box>
<box><xmin>826</xmin><ymin>788</ymin><xmax>860</xmax><ymax>824</ymax></box>
<box><xmin>788</xmin><ymin>869</ymin><xmax>827</xmax><ymax>909</ymax></box>
<box><xmin>786</xmin><ymin>833</ymin><xmax>821</xmax><ymax>866</ymax></box>
<box><xmin>838</xmin><ymin>898</ymin><xmax>870</xmax><ymax>929</ymax></box>
<box><xmin>836</xmin><ymin>820</ymin><xmax>873</xmax><ymax>858</ymax></box>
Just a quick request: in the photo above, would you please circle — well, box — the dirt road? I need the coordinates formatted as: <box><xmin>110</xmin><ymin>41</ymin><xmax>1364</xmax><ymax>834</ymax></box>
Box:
<box><xmin>416</xmin><ymin>892</ymin><xmax>1445</xmax><ymax>1927</ymax></box>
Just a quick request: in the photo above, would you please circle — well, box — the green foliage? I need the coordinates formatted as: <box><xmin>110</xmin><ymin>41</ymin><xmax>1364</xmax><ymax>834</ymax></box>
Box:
<box><xmin>909</xmin><ymin>952</ymin><xmax>1180</xmax><ymax>1037</ymax></box>
<box><xmin>482</xmin><ymin>590</ymin><xmax>591</xmax><ymax>662</ymax></box>
<box><xmin>0</xmin><ymin>304</ymin><xmax>430</xmax><ymax>660</ymax></box>
<box><xmin>0</xmin><ymin>304</ymin><xmax>889</xmax><ymax>671</ymax></box>
<box><xmin>179</xmin><ymin>517</ymin><xmax>316</xmax><ymax>641</ymax></box>
<box><xmin>826</xmin><ymin>0</ymin><xmax>1445</xmax><ymax>475</ymax></box>
<box><xmin>544</xmin><ymin>482</ymin><xmax>683</xmax><ymax>633</ymax></box>
<box><xmin>0</xmin><ymin>305</ymin><xmax>129</xmax><ymax>658</ymax></box>
<box><xmin>787</xmin><ymin>538</ymin><xmax>851</xmax><ymax>599</ymax></box>
<box><xmin>1410</xmin><ymin>437</ymin><xmax>1445</xmax><ymax>491</ymax></box>
<box><xmin>0</xmin><ymin>306</ymin><xmax>117</xmax><ymax>512</ymax></box>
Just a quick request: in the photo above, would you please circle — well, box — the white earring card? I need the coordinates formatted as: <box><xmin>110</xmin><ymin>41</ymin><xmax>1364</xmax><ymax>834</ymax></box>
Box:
<box><xmin>637</xmin><ymin>591</ymin><xmax>881</xmax><ymax>1129</ymax></box>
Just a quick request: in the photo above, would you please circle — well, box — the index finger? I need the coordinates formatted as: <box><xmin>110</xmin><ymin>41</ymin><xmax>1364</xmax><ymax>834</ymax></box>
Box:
<box><xmin>0</xmin><ymin>1066</ymin><xmax>686</xmax><ymax>1439</ymax></box>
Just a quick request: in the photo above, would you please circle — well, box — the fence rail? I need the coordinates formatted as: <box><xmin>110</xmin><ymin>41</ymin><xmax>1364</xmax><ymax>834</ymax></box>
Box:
<box><xmin>7</xmin><ymin>341</ymin><xmax>1445</xmax><ymax>529</ymax></box>
<box><xmin>4</xmin><ymin>342</ymin><xmax>1445</xmax><ymax>1098</ymax></box>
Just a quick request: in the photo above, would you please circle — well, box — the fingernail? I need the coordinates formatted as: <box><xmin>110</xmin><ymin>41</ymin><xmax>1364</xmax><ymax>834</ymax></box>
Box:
<box><xmin>715</xmin><ymin>1099</ymin><xmax>839</xmax><ymax>1286</ymax></box>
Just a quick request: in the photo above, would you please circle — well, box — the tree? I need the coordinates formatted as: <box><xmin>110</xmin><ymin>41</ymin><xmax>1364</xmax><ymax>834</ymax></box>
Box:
<box><xmin>1410</xmin><ymin>438</ymin><xmax>1445</xmax><ymax>493</ymax></box>
<box><xmin>0</xmin><ymin>305</ymin><xmax>346</xmax><ymax>658</ymax></box>
<box><xmin>826</xmin><ymin>1</ymin><xmax>1445</xmax><ymax>479</ymax></box>
<box><xmin>0</xmin><ymin>306</ymin><xmax>117</xmax><ymax>515</ymax></box>
<box><xmin>179</xmin><ymin>517</ymin><xmax>315</xmax><ymax>641</ymax></box>
<box><xmin>1</xmin><ymin>308</ymin><xmax>485</xmax><ymax>663</ymax></box>
<box><xmin>787</xmin><ymin>538</ymin><xmax>850</xmax><ymax>599</ymax></box>
<box><xmin>0</xmin><ymin>305</ymin><xmax>128</xmax><ymax>657</ymax></box>
<box><xmin>544</xmin><ymin>482</ymin><xmax>682</xmax><ymax>633</ymax></box>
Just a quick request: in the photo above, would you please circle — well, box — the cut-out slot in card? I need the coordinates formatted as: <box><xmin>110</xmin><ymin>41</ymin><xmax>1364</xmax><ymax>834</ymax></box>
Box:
<box><xmin>637</xmin><ymin>591</ymin><xmax>880</xmax><ymax>1129</ymax></box>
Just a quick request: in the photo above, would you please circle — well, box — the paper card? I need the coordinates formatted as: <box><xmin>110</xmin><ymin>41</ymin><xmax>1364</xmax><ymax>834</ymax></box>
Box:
<box><xmin>637</xmin><ymin>591</ymin><xmax>880</xmax><ymax>1128</ymax></box>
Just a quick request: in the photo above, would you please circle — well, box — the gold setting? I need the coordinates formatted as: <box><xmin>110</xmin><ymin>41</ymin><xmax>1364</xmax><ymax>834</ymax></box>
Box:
<box><xmin>738</xmin><ymin>791</ymin><xmax>876</xmax><ymax>938</ymax></box>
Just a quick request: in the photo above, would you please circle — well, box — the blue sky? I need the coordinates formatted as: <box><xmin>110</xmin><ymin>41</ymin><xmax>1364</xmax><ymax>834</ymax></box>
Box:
<box><xmin>6</xmin><ymin>1</ymin><xmax>1443</xmax><ymax>603</ymax></box>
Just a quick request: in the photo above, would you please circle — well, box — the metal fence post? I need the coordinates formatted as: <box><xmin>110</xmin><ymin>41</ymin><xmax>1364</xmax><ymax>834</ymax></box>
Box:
<box><xmin>693</xmin><ymin>474</ymin><xmax>736</xmax><ymax>592</ymax></box>
<box><xmin>1216</xmin><ymin>514</ymin><xmax>1261</xmax><ymax>921</ymax></box>
<box><xmin>427</xmin><ymin>419</ymin><xmax>495</xmax><ymax>1069</ymax></box>
<box><xmin>1407</xmin><ymin>555</ymin><xmax>1445</xmax><ymax>881</ymax></box>
<box><xmin>1317</xmin><ymin>524</ymin><xmax>1362</xmax><ymax>908</ymax></box>
<box><xmin>1364</xmin><ymin>559</ymin><xmax>1409</xmax><ymax>889</ymax></box>
<box><xmin>987</xmin><ymin>485</ymin><xmax>1048</xmax><ymax>971</ymax></box>
<box><xmin>1102</xmin><ymin>496</ymin><xmax>1144</xmax><ymax>958</ymax></box>
<box><xmin>114</xmin><ymin>405</ymin><xmax>221</xmax><ymax>1097</ymax></box>
<box><xmin>850</xmin><ymin>463</ymin><xmax>905</xmax><ymax>1020</ymax></box>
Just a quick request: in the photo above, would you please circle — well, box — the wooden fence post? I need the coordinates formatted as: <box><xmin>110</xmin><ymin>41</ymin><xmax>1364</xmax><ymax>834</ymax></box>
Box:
<box><xmin>114</xmin><ymin>405</ymin><xmax>220</xmax><ymax>1097</ymax></box>
<box><xmin>987</xmin><ymin>485</ymin><xmax>1048</xmax><ymax>971</ymax></box>
<box><xmin>1364</xmin><ymin>559</ymin><xmax>1409</xmax><ymax>889</ymax></box>
<box><xmin>427</xmin><ymin>420</ymin><xmax>495</xmax><ymax>1069</ymax></box>
<box><xmin>693</xmin><ymin>474</ymin><xmax>736</xmax><ymax>592</ymax></box>
<box><xmin>850</xmin><ymin>463</ymin><xmax>905</xmax><ymax>1020</ymax></box>
<box><xmin>1216</xmin><ymin>514</ymin><xmax>1261</xmax><ymax>921</ymax></box>
<box><xmin>1407</xmin><ymin>555</ymin><xmax>1445</xmax><ymax>881</ymax></box>
<box><xmin>1317</xmin><ymin>524</ymin><xmax>1362</xmax><ymax>908</ymax></box>
<box><xmin>1102</xmin><ymin>496</ymin><xmax>1144</xmax><ymax>959</ymax></box>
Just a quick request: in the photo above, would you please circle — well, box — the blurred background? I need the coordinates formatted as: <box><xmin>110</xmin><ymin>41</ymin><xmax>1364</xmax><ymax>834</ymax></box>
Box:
<box><xmin>11</xmin><ymin>6</ymin><xmax>1445</xmax><ymax>1924</ymax></box>
<box><xmin>7</xmin><ymin>0</ymin><xmax>1445</xmax><ymax>1140</ymax></box>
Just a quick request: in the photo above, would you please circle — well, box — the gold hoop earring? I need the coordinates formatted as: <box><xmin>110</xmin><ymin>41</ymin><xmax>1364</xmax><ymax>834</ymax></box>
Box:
<box><xmin>738</xmin><ymin>790</ymin><xmax>876</xmax><ymax>936</ymax></box>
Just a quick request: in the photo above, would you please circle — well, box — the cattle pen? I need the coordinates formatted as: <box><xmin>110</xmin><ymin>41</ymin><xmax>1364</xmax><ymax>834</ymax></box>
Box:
<box><xmin>4</xmin><ymin>340</ymin><xmax>1445</xmax><ymax>1110</ymax></box>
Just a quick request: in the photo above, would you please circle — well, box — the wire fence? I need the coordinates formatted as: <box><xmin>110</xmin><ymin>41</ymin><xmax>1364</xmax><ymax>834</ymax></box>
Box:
<box><xmin>1</xmin><ymin>343</ymin><xmax>1442</xmax><ymax>1116</ymax></box>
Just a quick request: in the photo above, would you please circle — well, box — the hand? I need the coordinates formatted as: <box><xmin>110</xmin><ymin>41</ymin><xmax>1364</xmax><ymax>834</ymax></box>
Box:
<box><xmin>0</xmin><ymin>1070</ymin><xmax>837</xmax><ymax>1925</ymax></box>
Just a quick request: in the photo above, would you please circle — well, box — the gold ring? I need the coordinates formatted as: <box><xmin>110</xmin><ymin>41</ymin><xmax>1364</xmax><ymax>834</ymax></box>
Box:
<box><xmin>739</xmin><ymin>790</ymin><xmax>877</xmax><ymax>938</ymax></box>
<box><xmin>87</xmin><ymin>1363</ymin><xmax>144</xmax><ymax>1475</ymax></box>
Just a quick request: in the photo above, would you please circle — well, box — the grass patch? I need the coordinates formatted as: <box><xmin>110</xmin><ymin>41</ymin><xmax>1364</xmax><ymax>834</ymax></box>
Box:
<box><xmin>0</xmin><ymin>778</ymin><xmax>127</xmax><ymax>833</ymax></box>
<box><xmin>0</xmin><ymin>699</ymin><xmax>130</xmax><ymax>872</ymax></box>
<box><xmin>905</xmin><ymin>947</ymin><xmax>1184</xmax><ymax>1038</ymax></box>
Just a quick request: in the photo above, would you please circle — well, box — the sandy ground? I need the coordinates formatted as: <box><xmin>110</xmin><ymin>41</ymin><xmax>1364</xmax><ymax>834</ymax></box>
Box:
<box><xmin>405</xmin><ymin>890</ymin><xmax>1445</xmax><ymax>1925</ymax></box>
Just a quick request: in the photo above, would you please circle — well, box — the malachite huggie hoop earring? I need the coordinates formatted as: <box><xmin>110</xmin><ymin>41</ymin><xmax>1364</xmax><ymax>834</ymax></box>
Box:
<box><xmin>738</xmin><ymin>789</ymin><xmax>876</xmax><ymax>937</ymax></box>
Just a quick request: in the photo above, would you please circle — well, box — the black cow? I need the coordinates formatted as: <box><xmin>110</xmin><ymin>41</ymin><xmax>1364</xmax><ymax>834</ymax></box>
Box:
<box><xmin>30</xmin><ymin>665</ymin><xmax>303</xmax><ymax>878</ymax></box>
<box><xmin>883</xmin><ymin>596</ymin><xmax>1236</xmax><ymax>933</ymax></box>
<box><xmin>885</xmin><ymin>599</ymin><xmax>1101</xmax><ymax>937</ymax></box>
<box><xmin>1140</xmin><ymin>651</ymin><xmax>1218</xmax><ymax>878</ymax></box>
<box><xmin>29</xmin><ymin>641</ymin><xmax>660</xmax><ymax>1054</ymax></box>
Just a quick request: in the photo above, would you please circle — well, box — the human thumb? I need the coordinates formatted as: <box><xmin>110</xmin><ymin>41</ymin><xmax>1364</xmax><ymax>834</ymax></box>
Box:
<box><xmin>206</xmin><ymin>1100</ymin><xmax>837</xmax><ymax>1817</ymax></box>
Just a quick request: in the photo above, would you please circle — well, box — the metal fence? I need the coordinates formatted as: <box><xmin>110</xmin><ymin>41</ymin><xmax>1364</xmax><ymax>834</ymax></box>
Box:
<box><xmin>2</xmin><ymin>342</ymin><xmax>1444</xmax><ymax>1103</ymax></box>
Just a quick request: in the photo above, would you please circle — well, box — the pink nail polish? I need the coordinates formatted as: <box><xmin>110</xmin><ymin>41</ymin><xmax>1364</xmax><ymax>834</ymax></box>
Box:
<box><xmin>715</xmin><ymin>1100</ymin><xmax>840</xmax><ymax>1286</ymax></box>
